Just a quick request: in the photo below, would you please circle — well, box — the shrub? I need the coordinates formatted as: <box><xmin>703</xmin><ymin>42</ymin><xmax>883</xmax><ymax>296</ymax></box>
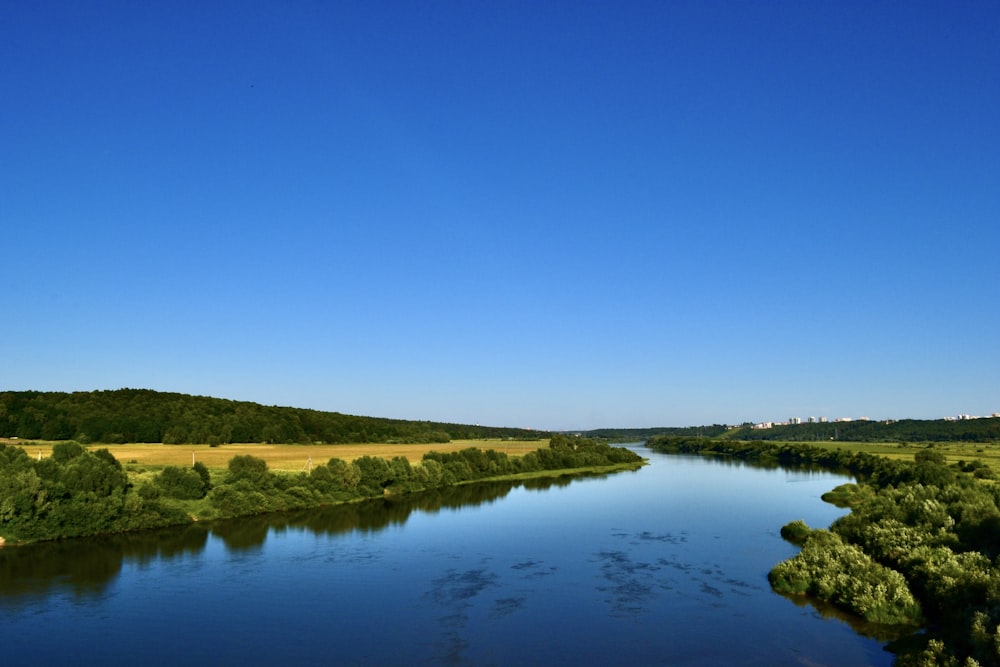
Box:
<box><xmin>192</xmin><ymin>461</ymin><xmax>212</xmax><ymax>493</ymax></box>
<box><xmin>225</xmin><ymin>455</ymin><xmax>271</xmax><ymax>486</ymax></box>
<box><xmin>780</xmin><ymin>520</ymin><xmax>811</xmax><ymax>545</ymax></box>
<box><xmin>51</xmin><ymin>441</ymin><xmax>87</xmax><ymax>463</ymax></box>
<box><xmin>154</xmin><ymin>465</ymin><xmax>207</xmax><ymax>500</ymax></box>
<box><xmin>769</xmin><ymin>528</ymin><xmax>923</xmax><ymax>626</ymax></box>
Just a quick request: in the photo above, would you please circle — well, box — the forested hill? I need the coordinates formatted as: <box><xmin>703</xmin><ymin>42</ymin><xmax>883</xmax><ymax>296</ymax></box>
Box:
<box><xmin>724</xmin><ymin>417</ymin><xmax>1000</xmax><ymax>443</ymax></box>
<box><xmin>0</xmin><ymin>389</ymin><xmax>548</xmax><ymax>445</ymax></box>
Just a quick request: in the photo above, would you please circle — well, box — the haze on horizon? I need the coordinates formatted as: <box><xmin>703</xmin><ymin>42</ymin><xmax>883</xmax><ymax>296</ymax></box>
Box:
<box><xmin>3</xmin><ymin>2</ymin><xmax>997</xmax><ymax>432</ymax></box>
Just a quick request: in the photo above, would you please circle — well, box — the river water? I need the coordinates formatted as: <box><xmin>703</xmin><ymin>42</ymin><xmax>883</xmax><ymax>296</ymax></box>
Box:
<box><xmin>0</xmin><ymin>446</ymin><xmax>899</xmax><ymax>666</ymax></box>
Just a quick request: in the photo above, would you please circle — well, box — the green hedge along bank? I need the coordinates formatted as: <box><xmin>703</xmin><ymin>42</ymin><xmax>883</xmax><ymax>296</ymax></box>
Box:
<box><xmin>0</xmin><ymin>435</ymin><xmax>643</xmax><ymax>545</ymax></box>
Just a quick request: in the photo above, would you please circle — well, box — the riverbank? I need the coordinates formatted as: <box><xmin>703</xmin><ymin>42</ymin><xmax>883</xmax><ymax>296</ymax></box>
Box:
<box><xmin>0</xmin><ymin>437</ymin><xmax>644</xmax><ymax>546</ymax></box>
<box><xmin>647</xmin><ymin>435</ymin><xmax>1000</xmax><ymax>667</ymax></box>
<box><xmin>0</xmin><ymin>446</ymin><xmax>885</xmax><ymax>667</ymax></box>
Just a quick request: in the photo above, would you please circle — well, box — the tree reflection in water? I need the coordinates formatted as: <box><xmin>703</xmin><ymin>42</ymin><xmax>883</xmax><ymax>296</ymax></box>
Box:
<box><xmin>0</xmin><ymin>475</ymin><xmax>583</xmax><ymax>605</ymax></box>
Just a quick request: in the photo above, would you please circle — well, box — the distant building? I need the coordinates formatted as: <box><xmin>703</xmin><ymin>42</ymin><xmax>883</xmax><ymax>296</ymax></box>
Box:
<box><xmin>807</xmin><ymin>416</ymin><xmax>816</xmax><ymax>423</ymax></box>
<box><xmin>789</xmin><ymin>417</ymin><xmax>801</xmax><ymax>425</ymax></box>
<box><xmin>819</xmin><ymin>416</ymin><xmax>828</xmax><ymax>423</ymax></box>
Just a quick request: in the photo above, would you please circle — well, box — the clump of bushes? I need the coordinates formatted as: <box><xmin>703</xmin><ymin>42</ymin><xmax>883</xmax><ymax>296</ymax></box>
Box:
<box><xmin>770</xmin><ymin>522</ymin><xmax>924</xmax><ymax>626</ymax></box>
<box><xmin>820</xmin><ymin>482</ymin><xmax>873</xmax><ymax>508</ymax></box>
<box><xmin>151</xmin><ymin>462</ymin><xmax>211</xmax><ymax>499</ymax></box>
<box><xmin>202</xmin><ymin>438</ymin><xmax>643</xmax><ymax>519</ymax></box>
<box><xmin>1</xmin><ymin>438</ymin><xmax>642</xmax><ymax>543</ymax></box>
<box><xmin>779</xmin><ymin>519</ymin><xmax>811</xmax><ymax>545</ymax></box>
<box><xmin>0</xmin><ymin>442</ymin><xmax>188</xmax><ymax>543</ymax></box>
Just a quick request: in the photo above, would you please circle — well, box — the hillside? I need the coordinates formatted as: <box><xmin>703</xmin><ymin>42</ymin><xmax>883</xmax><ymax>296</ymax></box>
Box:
<box><xmin>0</xmin><ymin>389</ymin><xmax>547</xmax><ymax>445</ymax></box>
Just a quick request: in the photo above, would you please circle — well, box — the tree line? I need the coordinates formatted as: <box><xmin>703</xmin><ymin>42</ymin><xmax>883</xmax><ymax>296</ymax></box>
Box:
<box><xmin>204</xmin><ymin>434</ymin><xmax>641</xmax><ymax>519</ymax></box>
<box><xmin>579</xmin><ymin>424</ymin><xmax>731</xmax><ymax>441</ymax></box>
<box><xmin>0</xmin><ymin>436</ymin><xmax>643</xmax><ymax>544</ymax></box>
<box><xmin>648</xmin><ymin>436</ymin><xmax>1000</xmax><ymax>667</ymax></box>
<box><xmin>0</xmin><ymin>389</ymin><xmax>548</xmax><ymax>444</ymax></box>
<box><xmin>0</xmin><ymin>441</ymin><xmax>191</xmax><ymax>542</ymax></box>
<box><xmin>724</xmin><ymin>417</ymin><xmax>1000</xmax><ymax>443</ymax></box>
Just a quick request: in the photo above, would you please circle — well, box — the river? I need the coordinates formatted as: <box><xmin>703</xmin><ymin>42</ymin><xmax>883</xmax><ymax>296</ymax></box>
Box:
<box><xmin>0</xmin><ymin>446</ymin><xmax>900</xmax><ymax>666</ymax></box>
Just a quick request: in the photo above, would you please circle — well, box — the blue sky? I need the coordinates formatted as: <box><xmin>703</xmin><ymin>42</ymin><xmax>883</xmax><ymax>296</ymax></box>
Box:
<box><xmin>3</xmin><ymin>1</ymin><xmax>998</xmax><ymax>430</ymax></box>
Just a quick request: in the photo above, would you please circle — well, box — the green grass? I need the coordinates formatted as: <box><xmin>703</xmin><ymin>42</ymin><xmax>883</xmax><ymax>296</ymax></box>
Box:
<box><xmin>761</xmin><ymin>439</ymin><xmax>1000</xmax><ymax>472</ymax></box>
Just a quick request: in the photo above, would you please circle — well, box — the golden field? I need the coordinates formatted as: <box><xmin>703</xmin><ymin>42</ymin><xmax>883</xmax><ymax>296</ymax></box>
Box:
<box><xmin>2</xmin><ymin>439</ymin><xmax>547</xmax><ymax>471</ymax></box>
<box><xmin>7</xmin><ymin>437</ymin><xmax>1000</xmax><ymax>473</ymax></box>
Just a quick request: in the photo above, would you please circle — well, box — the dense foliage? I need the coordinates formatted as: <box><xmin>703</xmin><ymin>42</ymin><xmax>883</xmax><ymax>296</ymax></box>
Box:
<box><xmin>580</xmin><ymin>425</ymin><xmax>731</xmax><ymax>441</ymax></box>
<box><xmin>724</xmin><ymin>417</ymin><xmax>1000</xmax><ymax>443</ymax></box>
<box><xmin>0</xmin><ymin>389</ymin><xmax>548</xmax><ymax>444</ymax></box>
<box><xmin>769</xmin><ymin>523</ymin><xmax>924</xmax><ymax>625</ymax></box>
<box><xmin>0</xmin><ymin>442</ymin><xmax>189</xmax><ymax>542</ymax></box>
<box><xmin>647</xmin><ymin>436</ymin><xmax>1000</xmax><ymax>667</ymax></box>
<box><xmin>205</xmin><ymin>435</ymin><xmax>643</xmax><ymax>519</ymax></box>
<box><xmin>0</xmin><ymin>436</ymin><xmax>642</xmax><ymax>544</ymax></box>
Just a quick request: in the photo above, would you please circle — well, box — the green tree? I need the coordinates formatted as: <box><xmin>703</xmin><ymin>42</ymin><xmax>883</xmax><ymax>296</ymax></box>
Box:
<box><xmin>353</xmin><ymin>456</ymin><xmax>394</xmax><ymax>494</ymax></box>
<box><xmin>192</xmin><ymin>461</ymin><xmax>212</xmax><ymax>494</ymax></box>
<box><xmin>51</xmin><ymin>441</ymin><xmax>87</xmax><ymax>463</ymax></box>
<box><xmin>326</xmin><ymin>458</ymin><xmax>361</xmax><ymax>490</ymax></box>
<box><xmin>154</xmin><ymin>466</ymin><xmax>207</xmax><ymax>500</ymax></box>
<box><xmin>225</xmin><ymin>455</ymin><xmax>271</xmax><ymax>486</ymax></box>
<box><xmin>915</xmin><ymin>448</ymin><xmax>947</xmax><ymax>466</ymax></box>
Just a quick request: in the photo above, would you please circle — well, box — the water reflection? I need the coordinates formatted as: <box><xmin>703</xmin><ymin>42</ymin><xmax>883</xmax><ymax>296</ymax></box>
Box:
<box><xmin>0</xmin><ymin>523</ymin><xmax>210</xmax><ymax>603</ymax></box>
<box><xmin>667</xmin><ymin>451</ymin><xmax>851</xmax><ymax>477</ymax></box>
<box><xmin>774</xmin><ymin>590</ymin><xmax>917</xmax><ymax>643</ymax></box>
<box><xmin>0</xmin><ymin>475</ymin><xmax>582</xmax><ymax>605</ymax></box>
<box><xmin>0</xmin><ymin>454</ymin><xmax>900</xmax><ymax>666</ymax></box>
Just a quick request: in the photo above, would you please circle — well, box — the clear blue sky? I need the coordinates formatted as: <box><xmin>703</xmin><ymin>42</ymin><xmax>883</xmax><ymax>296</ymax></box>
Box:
<box><xmin>3</xmin><ymin>1</ymin><xmax>998</xmax><ymax>430</ymax></box>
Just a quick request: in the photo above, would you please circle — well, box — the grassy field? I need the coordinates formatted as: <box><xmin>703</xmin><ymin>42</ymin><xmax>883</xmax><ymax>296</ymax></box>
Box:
<box><xmin>2</xmin><ymin>439</ymin><xmax>547</xmax><ymax>471</ymax></box>
<box><xmin>820</xmin><ymin>440</ymin><xmax>999</xmax><ymax>462</ymax></box>
<box><xmin>8</xmin><ymin>437</ymin><xmax>999</xmax><ymax>473</ymax></box>
<box><xmin>758</xmin><ymin>440</ymin><xmax>1000</xmax><ymax>470</ymax></box>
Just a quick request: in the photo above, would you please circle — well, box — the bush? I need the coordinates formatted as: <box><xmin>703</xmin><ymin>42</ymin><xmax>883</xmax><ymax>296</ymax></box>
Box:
<box><xmin>915</xmin><ymin>448</ymin><xmax>947</xmax><ymax>466</ymax></box>
<box><xmin>51</xmin><ymin>441</ymin><xmax>87</xmax><ymax>463</ymax></box>
<box><xmin>780</xmin><ymin>520</ymin><xmax>811</xmax><ymax>545</ymax></box>
<box><xmin>137</xmin><ymin>481</ymin><xmax>160</xmax><ymax>500</ymax></box>
<box><xmin>225</xmin><ymin>455</ymin><xmax>271</xmax><ymax>486</ymax></box>
<box><xmin>192</xmin><ymin>461</ymin><xmax>212</xmax><ymax>492</ymax></box>
<box><xmin>353</xmin><ymin>455</ymin><xmax>394</xmax><ymax>494</ymax></box>
<box><xmin>208</xmin><ymin>480</ymin><xmax>275</xmax><ymax>517</ymax></box>
<box><xmin>769</xmin><ymin>528</ymin><xmax>923</xmax><ymax>625</ymax></box>
<box><xmin>154</xmin><ymin>465</ymin><xmax>207</xmax><ymax>500</ymax></box>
